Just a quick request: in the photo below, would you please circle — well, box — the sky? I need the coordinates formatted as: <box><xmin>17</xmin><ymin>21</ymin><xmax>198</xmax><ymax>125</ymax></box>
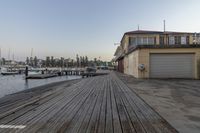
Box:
<box><xmin>0</xmin><ymin>0</ymin><xmax>200</xmax><ymax>61</ymax></box>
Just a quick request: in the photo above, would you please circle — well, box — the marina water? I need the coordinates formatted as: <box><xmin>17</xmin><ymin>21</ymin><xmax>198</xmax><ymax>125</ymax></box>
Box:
<box><xmin>0</xmin><ymin>74</ymin><xmax>81</xmax><ymax>98</ymax></box>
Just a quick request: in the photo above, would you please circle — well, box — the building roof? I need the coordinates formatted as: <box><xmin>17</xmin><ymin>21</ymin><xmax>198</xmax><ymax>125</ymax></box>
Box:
<box><xmin>124</xmin><ymin>30</ymin><xmax>163</xmax><ymax>35</ymax></box>
<box><xmin>114</xmin><ymin>46</ymin><xmax>122</xmax><ymax>56</ymax></box>
<box><xmin>162</xmin><ymin>31</ymin><xmax>194</xmax><ymax>35</ymax></box>
<box><xmin>124</xmin><ymin>30</ymin><xmax>193</xmax><ymax>35</ymax></box>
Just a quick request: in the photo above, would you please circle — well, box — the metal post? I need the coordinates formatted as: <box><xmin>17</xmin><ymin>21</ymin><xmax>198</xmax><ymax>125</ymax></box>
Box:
<box><xmin>164</xmin><ymin>20</ymin><xmax>166</xmax><ymax>32</ymax></box>
<box><xmin>25</xmin><ymin>66</ymin><xmax>28</xmax><ymax>77</ymax></box>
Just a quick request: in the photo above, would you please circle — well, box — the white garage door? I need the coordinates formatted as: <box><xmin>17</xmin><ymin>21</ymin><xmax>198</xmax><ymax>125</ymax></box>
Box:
<box><xmin>150</xmin><ymin>53</ymin><xmax>194</xmax><ymax>78</ymax></box>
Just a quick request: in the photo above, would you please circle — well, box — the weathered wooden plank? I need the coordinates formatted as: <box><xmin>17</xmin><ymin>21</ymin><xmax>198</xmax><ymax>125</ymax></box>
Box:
<box><xmin>113</xmin><ymin>79</ymin><xmax>147</xmax><ymax>133</ymax></box>
<box><xmin>66</xmin><ymin>78</ymin><xmax>103</xmax><ymax>133</ymax></box>
<box><xmin>0</xmin><ymin>72</ymin><xmax>178</xmax><ymax>133</ymax></box>
<box><xmin>85</xmin><ymin>78</ymin><xmax>106</xmax><ymax>133</ymax></box>
<box><xmin>109</xmin><ymin>78</ymin><xmax>123</xmax><ymax>133</ymax></box>
<box><xmin>24</xmin><ymin>79</ymin><xmax>96</xmax><ymax>133</ymax></box>
<box><xmin>33</xmin><ymin>78</ymin><xmax>99</xmax><ymax>132</ymax></box>
<box><xmin>112</xmin><ymin>79</ymin><xmax>136</xmax><ymax>133</ymax></box>
<box><xmin>0</xmin><ymin>79</ymin><xmax>93</xmax><ymax>133</ymax></box>
<box><xmin>112</xmin><ymin>72</ymin><xmax>178</xmax><ymax>133</ymax></box>
<box><xmin>112</xmin><ymin>74</ymin><xmax>163</xmax><ymax>132</ymax></box>
<box><xmin>112</xmin><ymin>79</ymin><xmax>148</xmax><ymax>133</ymax></box>
<box><xmin>105</xmin><ymin>76</ymin><xmax>113</xmax><ymax>133</ymax></box>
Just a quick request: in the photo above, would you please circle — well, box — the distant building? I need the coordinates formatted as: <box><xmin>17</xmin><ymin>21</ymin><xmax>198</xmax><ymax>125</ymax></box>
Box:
<box><xmin>114</xmin><ymin>30</ymin><xmax>200</xmax><ymax>79</ymax></box>
<box><xmin>4</xmin><ymin>60</ymin><xmax>17</xmax><ymax>66</ymax></box>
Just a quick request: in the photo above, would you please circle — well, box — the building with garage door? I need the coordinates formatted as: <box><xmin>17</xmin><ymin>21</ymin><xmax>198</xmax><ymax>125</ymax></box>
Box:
<box><xmin>114</xmin><ymin>30</ymin><xmax>200</xmax><ymax>79</ymax></box>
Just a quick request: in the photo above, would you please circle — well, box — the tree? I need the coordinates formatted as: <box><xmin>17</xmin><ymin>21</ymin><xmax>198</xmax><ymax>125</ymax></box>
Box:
<box><xmin>46</xmin><ymin>56</ymin><xmax>50</xmax><ymax>67</ymax></box>
<box><xmin>41</xmin><ymin>60</ymin><xmax>46</xmax><ymax>67</ymax></box>
<box><xmin>2</xmin><ymin>58</ymin><xmax>5</xmax><ymax>65</ymax></box>
<box><xmin>60</xmin><ymin>57</ymin><xmax>64</xmax><ymax>67</ymax></box>
<box><xmin>30</xmin><ymin>57</ymin><xmax>33</xmax><ymax>66</ymax></box>
<box><xmin>26</xmin><ymin>57</ymin><xmax>29</xmax><ymax>65</ymax></box>
<box><xmin>94</xmin><ymin>58</ymin><xmax>97</xmax><ymax>63</ymax></box>
<box><xmin>108</xmin><ymin>61</ymin><xmax>113</xmax><ymax>67</ymax></box>
<box><xmin>51</xmin><ymin>56</ymin><xmax>54</xmax><ymax>67</ymax></box>
<box><xmin>34</xmin><ymin>56</ymin><xmax>38</xmax><ymax>67</ymax></box>
<box><xmin>85</xmin><ymin>56</ymin><xmax>88</xmax><ymax>66</ymax></box>
<box><xmin>71</xmin><ymin>59</ymin><xmax>74</xmax><ymax>67</ymax></box>
<box><xmin>76</xmin><ymin>54</ymin><xmax>79</xmax><ymax>67</ymax></box>
<box><xmin>82</xmin><ymin>56</ymin><xmax>85</xmax><ymax>67</ymax></box>
<box><xmin>69</xmin><ymin>59</ymin><xmax>74</xmax><ymax>67</ymax></box>
<box><xmin>80</xmin><ymin>56</ymin><xmax>83</xmax><ymax>67</ymax></box>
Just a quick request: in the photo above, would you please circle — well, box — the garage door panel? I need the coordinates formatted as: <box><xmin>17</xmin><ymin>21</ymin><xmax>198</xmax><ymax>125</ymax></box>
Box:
<box><xmin>150</xmin><ymin>54</ymin><xmax>194</xmax><ymax>78</ymax></box>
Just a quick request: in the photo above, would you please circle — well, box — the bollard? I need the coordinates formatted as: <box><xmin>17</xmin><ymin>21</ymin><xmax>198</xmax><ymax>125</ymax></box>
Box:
<box><xmin>25</xmin><ymin>66</ymin><xmax>28</xmax><ymax>77</ymax></box>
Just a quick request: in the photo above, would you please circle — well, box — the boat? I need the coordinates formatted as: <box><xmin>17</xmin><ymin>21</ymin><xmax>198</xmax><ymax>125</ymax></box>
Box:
<box><xmin>1</xmin><ymin>71</ymin><xmax>19</xmax><ymax>75</ymax></box>
<box><xmin>28</xmin><ymin>70</ymin><xmax>41</xmax><ymax>75</ymax></box>
<box><xmin>27</xmin><ymin>67</ymin><xmax>41</xmax><ymax>75</ymax></box>
<box><xmin>0</xmin><ymin>67</ymin><xmax>19</xmax><ymax>75</ymax></box>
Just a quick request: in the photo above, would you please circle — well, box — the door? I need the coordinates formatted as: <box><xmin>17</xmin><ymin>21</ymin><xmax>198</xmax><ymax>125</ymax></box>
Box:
<box><xmin>150</xmin><ymin>53</ymin><xmax>194</xmax><ymax>78</ymax></box>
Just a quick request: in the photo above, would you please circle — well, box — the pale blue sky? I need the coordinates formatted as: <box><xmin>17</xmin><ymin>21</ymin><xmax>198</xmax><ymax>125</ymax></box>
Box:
<box><xmin>0</xmin><ymin>0</ymin><xmax>200</xmax><ymax>61</ymax></box>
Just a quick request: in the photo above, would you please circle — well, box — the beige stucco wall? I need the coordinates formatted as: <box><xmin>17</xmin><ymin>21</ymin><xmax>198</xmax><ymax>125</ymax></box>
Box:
<box><xmin>124</xmin><ymin>48</ymin><xmax>200</xmax><ymax>79</ymax></box>
<box><xmin>124</xmin><ymin>55</ymin><xmax>128</xmax><ymax>74</ymax></box>
<box><xmin>189</xmin><ymin>34</ymin><xmax>194</xmax><ymax>44</ymax></box>
<box><xmin>121</xmin><ymin>36</ymin><xmax>129</xmax><ymax>54</ymax></box>
<box><xmin>123</xmin><ymin>51</ymin><xmax>139</xmax><ymax>77</ymax></box>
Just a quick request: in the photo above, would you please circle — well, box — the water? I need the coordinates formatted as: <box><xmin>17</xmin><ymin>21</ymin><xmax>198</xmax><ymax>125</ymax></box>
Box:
<box><xmin>0</xmin><ymin>74</ymin><xmax>81</xmax><ymax>98</ymax></box>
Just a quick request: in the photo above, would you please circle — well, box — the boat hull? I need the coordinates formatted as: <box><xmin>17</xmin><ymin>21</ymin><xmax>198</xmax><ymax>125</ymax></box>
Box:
<box><xmin>1</xmin><ymin>72</ymin><xmax>19</xmax><ymax>75</ymax></box>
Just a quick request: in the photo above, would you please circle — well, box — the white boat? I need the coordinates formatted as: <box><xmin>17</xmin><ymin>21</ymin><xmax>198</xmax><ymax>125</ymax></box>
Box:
<box><xmin>1</xmin><ymin>67</ymin><xmax>19</xmax><ymax>75</ymax></box>
<box><xmin>28</xmin><ymin>71</ymin><xmax>41</xmax><ymax>75</ymax></box>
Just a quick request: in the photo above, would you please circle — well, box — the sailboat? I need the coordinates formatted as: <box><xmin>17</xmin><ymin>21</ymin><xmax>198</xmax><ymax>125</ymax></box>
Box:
<box><xmin>0</xmin><ymin>48</ymin><xmax>19</xmax><ymax>75</ymax></box>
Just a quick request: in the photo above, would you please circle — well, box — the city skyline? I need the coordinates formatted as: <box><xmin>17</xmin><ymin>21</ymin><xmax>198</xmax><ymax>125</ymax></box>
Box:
<box><xmin>0</xmin><ymin>0</ymin><xmax>200</xmax><ymax>61</ymax></box>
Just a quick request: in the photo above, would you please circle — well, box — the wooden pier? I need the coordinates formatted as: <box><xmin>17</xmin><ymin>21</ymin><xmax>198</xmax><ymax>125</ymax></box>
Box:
<box><xmin>81</xmin><ymin>72</ymin><xmax>108</xmax><ymax>78</ymax></box>
<box><xmin>63</xmin><ymin>70</ymin><xmax>84</xmax><ymax>76</ymax></box>
<box><xmin>25</xmin><ymin>70</ymin><xmax>108</xmax><ymax>79</ymax></box>
<box><xmin>0</xmin><ymin>72</ymin><xmax>177</xmax><ymax>133</ymax></box>
<box><xmin>26</xmin><ymin>74</ymin><xmax>58</xmax><ymax>79</ymax></box>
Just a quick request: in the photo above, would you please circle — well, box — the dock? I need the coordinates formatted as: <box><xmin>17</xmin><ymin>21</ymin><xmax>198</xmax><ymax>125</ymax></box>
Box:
<box><xmin>81</xmin><ymin>72</ymin><xmax>108</xmax><ymax>78</ymax></box>
<box><xmin>26</xmin><ymin>74</ymin><xmax>58</xmax><ymax>79</ymax></box>
<box><xmin>0</xmin><ymin>72</ymin><xmax>177</xmax><ymax>133</ymax></box>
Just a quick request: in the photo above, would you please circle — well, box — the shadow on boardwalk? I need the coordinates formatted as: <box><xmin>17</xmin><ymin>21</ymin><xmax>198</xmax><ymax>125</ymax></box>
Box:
<box><xmin>0</xmin><ymin>72</ymin><xmax>178</xmax><ymax>133</ymax></box>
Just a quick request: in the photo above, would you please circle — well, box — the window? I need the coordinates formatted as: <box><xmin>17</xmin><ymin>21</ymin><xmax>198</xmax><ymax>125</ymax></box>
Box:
<box><xmin>169</xmin><ymin>36</ymin><xmax>175</xmax><ymax>45</ymax></box>
<box><xmin>193</xmin><ymin>34</ymin><xmax>197</xmax><ymax>44</ymax></box>
<box><xmin>174</xmin><ymin>36</ymin><xmax>181</xmax><ymax>44</ymax></box>
<box><xmin>197</xmin><ymin>34</ymin><xmax>200</xmax><ymax>44</ymax></box>
<box><xmin>129</xmin><ymin>37</ymin><xmax>155</xmax><ymax>46</ymax></box>
<box><xmin>160</xmin><ymin>36</ymin><xmax>164</xmax><ymax>45</ymax></box>
<box><xmin>137</xmin><ymin>37</ymin><xmax>143</xmax><ymax>45</ymax></box>
<box><xmin>143</xmin><ymin>37</ymin><xmax>148</xmax><ymax>44</ymax></box>
<box><xmin>181</xmin><ymin>36</ymin><xmax>186</xmax><ymax>45</ymax></box>
<box><xmin>129</xmin><ymin>37</ymin><xmax>137</xmax><ymax>47</ymax></box>
<box><xmin>148</xmin><ymin>37</ymin><xmax>154</xmax><ymax>45</ymax></box>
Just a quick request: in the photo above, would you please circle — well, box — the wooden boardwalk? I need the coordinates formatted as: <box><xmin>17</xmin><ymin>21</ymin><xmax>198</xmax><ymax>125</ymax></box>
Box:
<box><xmin>0</xmin><ymin>72</ymin><xmax>178</xmax><ymax>133</ymax></box>
<box><xmin>26</xmin><ymin>74</ymin><xmax>58</xmax><ymax>79</ymax></box>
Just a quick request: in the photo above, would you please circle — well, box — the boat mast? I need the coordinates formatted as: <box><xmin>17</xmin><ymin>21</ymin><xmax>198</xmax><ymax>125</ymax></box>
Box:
<box><xmin>8</xmin><ymin>48</ymin><xmax>10</xmax><ymax>60</ymax></box>
<box><xmin>31</xmin><ymin>48</ymin><xmax>33</xmax><ymax>57</ymax></box>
